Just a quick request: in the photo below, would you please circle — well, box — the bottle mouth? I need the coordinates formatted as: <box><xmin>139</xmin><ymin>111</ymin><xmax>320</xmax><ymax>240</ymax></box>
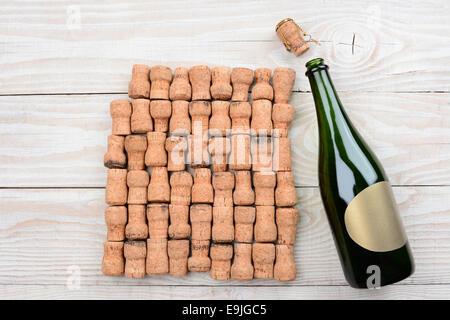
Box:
<box><xmin>305</xmin><ymin>58</ymin><xmax>328</xmax><ymax>76</ymax></box>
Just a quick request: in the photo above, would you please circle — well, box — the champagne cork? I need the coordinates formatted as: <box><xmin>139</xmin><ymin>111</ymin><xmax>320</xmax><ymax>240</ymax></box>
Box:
<box><xmin>188</xmin><ymin>240</ymin><xmax>211</xmax><ymax>272</ymax></box>
<box><xmin>105</xmin><ymin>206</ymin><xmax>127</xmax><ymax>241</ymax></box>
<box><xmin>252</xmin><ymin>243</ymin><xmax>275</xmax><ymax>279</ymax></box>
<box><xmin>252</xmin><ymin>68</ymin><xmax>273</xmax><ymax>101</ymax></box>
<box><xmin>148</xmin><ymin>167</ymin><xmax>170</xmax><ymax>203</ymax></box>
<box><xmin>210</xmin><ymin>243</ymin><xmax>233</xmax><ymax>280</ymax></box>
<box><xmin>147</xmin><ymin>203</ymin><xmax>169</xmax><ymax>239</ymax></box>
<box><xmin>168</xmin><ymin>204</ymin><xmax>191</xmax><ymax>239</ymax></box>
<box><xmin>272</xmin><ymin>103</ymin><xmax>294</xmax><ymax>137</ymax></box>
<box><xmin>170</xmin><ymin>171</ymin><xmax>193</xmax><ymax>205</ymax></box>
<box><xmin>273</xmin><ymin>67</ymin><xmax>296</xmax><ymax>104</ymax></box>
<box><xmin>110</xmin><ymin>100</ymin><xmax>132</xmax><ymax>135</ymax></box>
<box><xmin>190</xmin><ymin>204</ymin><xmax>212</xmax><ymax>241</ymax></box>
<box><xmin>251</xmin><ymin>137</ymin><xmax>273</xmax><ymax>172</ymax></box>
<box><xmin>234</xmin><ymin>206</ymin><xmax>255</xmax><ymax>243</ymax></box>
<box><xmin>212</xmin><ymin>171</ymin><xmax>234</xmax><ymax>207</ymax></box>
<box><xmin>192</xmin><ymin>168</ymin><xmax>214</xmax><ymax>204</ymax></box>
<box><xmin>276</xmin><ymin>18</ymin><xmax>309</xmax><ymax>57</ymax></box>
<box><xmin>128</xmin><ymin>64</ymin><xmax>150</xmax><ymax>99</ymax></box>
<box><xmin>169</xmin><ymin>100</ymin><xmax>191</xmax><ymax>136</ymax></box>
<box><xmin>231</xmin><ymin>68</ymin><xmax>253</xmax><ymax>102</ymax></box>
<box><xmin>253</xmin><ymin>171</ymin><xmax>276</xmax><ymax>206</ymax></box>
<box><xmin>275</xmin><ymin>171</ymin><xmax>298</xmax><ymax>207</ymax></box>
<box><xmin>229</xmin><ymin>134</ymin><xmax>252</xmax><ymax>170</ymax></box>
<box><xmin>189</xmin><ymin>101</ymin><xmax>211</xmax><ymax>135</ymax></box>
<box><xmin>126</xmin><ymin>204</ymin><xmax>148</xmax><ymax>240</ymax></box>
<box><xmin>188</xmin><ymin>134</ymin><xmax>210</xmax><ymax>168</ymax></box>
<box><xmin>251</xmin><ymin>99</ymin><xmax>273</xmax><ymax>136</ymax></box>
<box><xmin>168</xmin><ymin>239</ymin><xmax>190</xmax><ymax>277</ymax></box>
<box><xmin>105</xmin><ymin>169</ymin><xmax>128</xmax><ymax>205</ymax></box>
<box><xmin>124</xmin><ymin>135</ymin><xmax>147</xmax><ymax>170</ymax></box>
<box><xmin>212</xmin><ymin>206</ymin><xmax>234</xmax><ymax>243</ymax></box>
<box><xmin>127</xmin><ymin>170</ymin><xmax>149</xmax><ymax>204</ymax></box>
<box><xmin>254</xmin><ymin>206</ymin><xmax>277</xmax><ymax>243</ymax></box>
<box><xmin>124</xmin><ymin>240</ymin><xmax>146</xmax><ymax>278</ymax></box>
<box><xmin>274</xmin><ymin>244</ymin><xmax>297</xmax><ymax>281</ymax></box>
<box><xmin>209</xmin><ymin>101</ymin><xmax>231</xmax><ymax>136</ymax></box>
<box><xmin>231</xmin><ymin>243</ymin><xmax>254</xmax><ymax>281</ymax></box>
<box><xmin>210</xmin><ymin>66</ymin><xmax>232</xmax><ymax>100</ymax></box>
<box><xmin>169</xmin><ymin>67</ymin><xmax>191</xmax><ymax>101</ymax></box>
<box><xmin>276</xmin><ymin>207</ymin><xmax>299</xmax><ymax>245</ymax></box>
<box><xmin>146</xmin><ymin>238</ymin><xmax>169</xmax><ymax>275</ymax></box>
<box><xmin>273</xmin><ymin>137</ymin><xmax>291</xmax><ymax>171</ymax></box>
<box><xmin>131</xmin><ymin>99</ymin><xmax>152</xmax><ymax>133</ymax></box>
<box><xmin>145</xmin><ymin>132</ymin><xmax>167</xmax><ymax>167</ymax></box>
<box><xmin>208</xmin><ymin>137</ymin><xmax>230</xmax><ymax>172</ymax></box>
<box><xmin>104</xmin><ymin>135</ymin><xmax>126</xmax><ymax>169</ymax></box>
<box><xmin>150</xmin><ymin>66</ymin><xmax>172</xmax><ymax>100</ymax></box>
<box><xmin>189</xmin><ymin>65</ymin><xmax>211</xmax><ymax>101</ymax></box>
<box><xmin>233</xmin><ymin>171</ymin><xmax>255</xmax><ymax>206</ymax></box>
<box><xmin>150</xmin><ymin>100</ymin><xmax>171</xmax><ymax>132</ymax></box>
<box><xmin>102</xmin><ymin>241</ymin><xmax>124</xmax><ymax>276</ymax></box>
<box><xmin>230</xmin><ymin>102</ymin><xmax>251</xmax><ymax>134</ymax></box>
<box><xmin>165</xmin><ymin>136</ymin><xmax>187</xmax><ymax>171</ymax></box>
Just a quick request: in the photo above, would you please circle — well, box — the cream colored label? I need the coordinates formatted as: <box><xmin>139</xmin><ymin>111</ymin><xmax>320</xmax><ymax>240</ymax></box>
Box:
<box><xmin>344</xmin><ymin>181</ymin><xmax>407</xmax><ymax>252</ymax></box>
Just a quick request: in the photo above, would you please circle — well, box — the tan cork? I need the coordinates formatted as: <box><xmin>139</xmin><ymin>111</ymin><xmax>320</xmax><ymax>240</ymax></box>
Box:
<box><xmin>189</xmin><ymin>65</ymin><xmax>211</xmax><ymax>101</ymax></box>
<box><xmin>165</xmin><ymin>136</ymin><xmax>187</xmax><ymax>172</ymax></box>
<box><xmin>212</xmin><ymin>171</ymin><xmax>235</xmax><ymax>207</ymax></box>
<box><xmin>150</xmin><ymin>100</ymin><xmax>171</xmax><ymax>132</ymax></box>
<box><xmin>251</xmin><ymin>137</ymin><xmax>273</xmax><ymax>172</ymax></box>
<box><xmin>150</xmin><ymin>66</ymin><xmax>172</xmax><ymax>100</ymax></box>
<box><xmin>208</xmin><ymin>137</ymin><xmax>230</xmax><ymax>172</ymax></box>
<box><xmin>231</xmin><ymin>243</ymin><xmax>254</xmax><ymax>281</ymax></box>
<box><xmin>192</xmin><ymin>168</ymin><xmax>214</xmax><ymax>204</ymax></box>
<box><xmin>124</xmin><ymin>135</ymin><xmax>147</xmax><ymax>170</ymax></box>
<box><xmin>169</xmin><ymin>67</ymin><xmax>191</xmax><ymax>101</ymax></box>
<box><xmin>209</xmin><ymin>101</ymin><xmax>231</xmax><ymax>136</ymax></box>
<box><xmin>254</xmin><ymin>206</ymin><xmax>277</xmax><ymax>243</ymax></box>
<box><xmin>127</xmin><ymin>170</ymin><xmax>149</xmax><ymax>204</ymax></box>
<box><xmin>230</xmin><ymin>102</ymin><xmax>251</xmax><ymax>134</ymax></box>
<box><xmin>190</xmin><ymin>204</ymin><xmax>212</xmax><ymax>241</ymax></box>
<box><xmin>210</xmin><ymin>66</ymin><xmax>232</xmax><ymax>100</ymax></box>
<box><xmin>146</xmin><ymin>238</ymin><xmax>169</xmax><ymax>275</ymax></box>
<box><xmin>110</xmin><ymin>100</ymin><xmax>132</xmax><ymax>136</ymax></box>
<box><xmin>276</xmin><ymin>207</ymin><xmax>299</xmax><ymax>245</ymax></box>
<box><xmin>233</xmin><ymin>171</ymin><xmax>255</xmax><ymax>205</ymax></box>
<box><xmin>105</xmin><ymin>169</ymin><xmax>128</xmax><ymax>205</ymax></box>
<box><xmin>148</xmin><ymin>166</ymin><xmax>171</xmax><ymax>203</ymax></box>
<box><xmin>145</xmin><ymin>132</ymin><xmax>167</xmax><ymax>167</ymax></box>
<box><xmin>168</xmin><ymin>204</ymin><xmax>191</xmax><ymax>239</ymax></box>
<box><xmin>102</xmin><ymin>241</ymin><xmax>124</xmax><ymax>276</ymax></box>
<box><xmin>273</xmin><ymin>68</ymin><xmax>296</xmax><ymax>104</ymax></box>
<box><xmin>105</xmin><ymin>206</ymin><xmax>127</xmax><ymax>241</ymax></box>
<box><xmin>104</xmin><ymin>135</ymin><xmax>126</xmax><ymax>169</ymax></box>
<box><xmin>252</xmin><ymin>68</ymin><xmax>273</xmax><ymax>101</ymax></box>
<box><xmin>274</xmin><ymin>244</ymin><xmax>297</xmax><ymax>281</ymax></box>
<box><xmin>251</xmin><ymin>99</ymin><xmax>273</xmax><ymax>136</ymax></box>
<box><xmin>131</xmin><ymin>99</ymin><xmax>153</xmax><ymax>133</ymax></box>
<box><xmin>188</xmin><ymin>240</ymin><xmax>211</xmax><ymax>272</ymax></box>
<box><xmin>169</xmin><ymin>100</ymin><xmax>191</xmax><ymax>136</ymax></box>
<box><xmin>189</xmin><ymin>101</ymin><xmax>211</xmax><ymax>135</ymax></box>
<box><xmin>210</xmin><ymin>243</ymin><xmax>233</xmax><ymax>280</ymax></box>
<box><xmin>273</xmin><ymin>137</ymin><xmax>291</xmax><ymax>171</ymax></box>
<box><xmin>168</xmin><ymin>239</ymin><xmax>190</xmax><ymax>277</ymax></box>
<box><xmin>252</xmin><ymin>243</ymin><xmax>275</xmax><ymax>279</ymax></box>
<box><xmin>276</xmin><ymin>19</ymin><xmax>309</xmax><ymax>57</ymax></box>
<box><xmin>124</xmin><ymin>240</ymin><xmax>146</xmax><ymax>278</ymax></box>
<box><xmin>275</xmin><ymin>171</ymin><xmax>298</xmax><ymax>207</ymax></box>
<box><xmin>272</xmin><ymin>103</ymin><xmax>294</xmax><ymax>137</ymax></box>
<box><xmin>188</xmin><ymin>134</ymin><xmax>210</xmax><ymax>168</ymax></box>
<box><xmin>212</xmin><ymin>206</ymin><xmax>234</xmax><ymax>243</ymax></box>
<box><xmin>126</xmin><ymin>204</ymin><xmax>148</xmax><ymax>240</ymax></box>
<box><xmin>170</xmin><ymin>171</ymin><xmax>193</xmax><ymax>205</ymax></box>
<box><xmin>229</xmin><ymin>134</ymin><xmax>252</xmax><ymax>170</ymax></box>
<box><xmin>128</xmin><ymin>64</ymin><xmax>150</xmax><ymax>99</ymax></box>
<box><xmin>231</xmin><ymin>68</ymin><xmax>253</xmax><ymax>102</ymax></box>
<box><xmin>253</xmin><ymin>171</ymin><xmax>276</xmax><ymax>206</ymax></box>
<box><xmin>147</xmin><ymin>203</ymin><xmax>169</xmax><ymax>239</ymax></box>
<box><xmin>234</xmin><ymin>206</ymin><xmax>256</xmax><ymax>243</ymax></box>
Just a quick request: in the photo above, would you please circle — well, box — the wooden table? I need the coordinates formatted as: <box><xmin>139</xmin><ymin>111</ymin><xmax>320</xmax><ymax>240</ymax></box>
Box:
<box><xmin>0</xmin><ymin>0</ymin><xmax>449</xmax><ymax>300</ymax></box>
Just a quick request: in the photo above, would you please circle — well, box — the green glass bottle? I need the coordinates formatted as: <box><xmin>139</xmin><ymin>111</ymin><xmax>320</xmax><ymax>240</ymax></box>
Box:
<box><xmin>305</xmin><ymin>58</ymin><xmax>414</xmax><ymax>288</ymax></box>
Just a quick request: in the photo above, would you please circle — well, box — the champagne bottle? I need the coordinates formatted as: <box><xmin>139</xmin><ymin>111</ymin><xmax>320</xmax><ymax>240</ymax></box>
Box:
<box><xmin>305</xmin><ymin>58</ymin><xmax>414</xmax><ymax>288</ymax></box>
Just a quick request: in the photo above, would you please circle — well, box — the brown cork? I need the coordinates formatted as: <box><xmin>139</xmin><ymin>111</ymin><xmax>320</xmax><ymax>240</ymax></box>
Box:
<box><xmin>169</xmin><ymin>100</ymin><xmax>191</xmax><ymax>136</ymax></box>
<box><xmin>102</xmin><ymin>241</ymin><xmax>124</xmax><ymax>276</ymax></box>
<box><xmin>272</xmin><ymin>103</ymin><xmax>294</xmax><ymax>137</ymax></box>
<box><xmin>188</xmin><ymin>240</ymin><xmax>211</xmax><ymax>272</ymax></box>
<box><xmin>234</xmin><ymin>206</ymin><xmax>256</xmax><ymax>243</ymax></box>
<box><xmin>210</xmin><ymin>66</ymin><xmax>232</xmax><ymax>100</ymax></box>
<box><xmin>188</xmin><ymin>134</ymin><xmax>210</xmax><ymax>168</ymax></box>
<box><xmin>273</xmin><ymin>137</ymin><xmax>291</xmax><ymax>171</ymax></box>
<box><xmin>128</xmin><ymin>64</ymin><xmax>150</xmax><ymax>99</ymax></box>
<box><xmin>273</xmin><ymin>67</ymin><xmax>296</xmax><ymax>104</ymax></box>
<box><xmin>145</xmin><ymin>132</ymin><xmax>167</xmax><ymax>167</ymax></box>
<box><xmin>254</xmin><ymin>206</ymin><xmax>277</xmax><ymax>243</ymax></box>
<box><xmin>150</xmin><ymin>100</ymin><xmax>171</xmax><ymax>132</ymax></box>
<box><xmin>110</xmin><ymin>100</ymin><xmax>132</xmax><ymax>136</ymax></box>
<box><xmin>168</xmin><ymin>204</ymin><xmax>191</xmax><ymax>239</ymax></box>
<box><xmin>275</xmin><ymin>171</ymin><xmax>298</xmax><ymax>207</ymax></box>
<box><xmin>251</xmin><ymin>99</ymin><xmax>273</xmax><ymax>136</ymax></box>
<box><xmin>124</xmin><ymin>240</ymin><xmax>146</xmax><ymax>278</ymax></box>
<box><xmin>230</xmin><ymin>102</ymin><xmax>251</xmax><ymax>134</ymax></box>
<box><xmin>212</xmin><ymin>171</ymin><xmax>235</xmax><ymax>207</ymax></box>
<box><xmin>148</xmin><ymin>167</ymin><xmax>170</xmax><ymax>203</ymax></box>
<box><xmin>147</xmin><ymin>203</ymin><xmax>169</xmax><ymax>239</ymax></box>
<box><xmin>170</xmin><ymin>171</ymin><xmax>193</xmax><ymax>205</ymax></box>
<box><xmin>168</xmin><ymin>239</ymin><xmax>190</xmax><ymax>277</ymax></box>
<box><xmin>169</xmin><ymin>67</ymin><xmax>191</xmax><ymax>101</ymax></box>
<box><xmin>274</xmin><ymin>244</ymin><xmax>297</xmax><ymax>281</ymax></box>
<box><xmin>253</xmin><ymin>171</ymin><xmax>276</xmax><ymax>206</ymax></box>
<box><xmin>165</xmin><ymin>136</ymin><xmax>187</xmax><ymax>172</ymax></box>
<box><xmin>127</xmin><ymin>170</ymin><xmax>149</xmax><ymax>204</ymax></box>
<box><xmin>192</xmin><ymin>168</ymin><xmax>214</xmax><ymax>204</ymax></box>
<box><xmin>209</xmin><ymin>101</ymin><xmax>231</xmax><ymax>136</ymax></box>
<box><xmin>126</xmin><ymin>204</ymin><xmax>148</xmax><ymax>240</ymax></box>
<box><xmin>104</xmin><ymin>135</ymin><xmax>126</xmax><ymax>169</ymax></box>
<box><xmin>231</xmin><ymin>243</ymin><xmax>254</xmax><ymax>281</ymax></box>
<box><xmin>229</xmin><ymin>134</ymin><xmax>252</xmax><ymax>170</ymax></box>
<box><xmin>131</xmin><ymin>99</ymin><xmax>153</xmax><ymax>133</ymax></box>
<box><xmin>124</xmin><ymin>135</ymin><xmax>147</xmax><ymax>170</ymax></box>
<box><xmin>212</xmin><ymin>206</ymin><xmax>234</xmax><ymax>243</ymax></box>
<box><xmin>208</xmin><ymin>137</ymin><xmax>230</xmax><ymax>172</ymax></box>
<box><xmin>252</xmin><ymin>243</ymin><xmax>275</xmax><ymax>279</ymax></box>
<box><xmin>233</xmin><ymin>171</ymin><xmax>255</xmax><ymax>206</ymax></box>
<box><xmin>251</xmin><ymin>137</ymin><xmax>273</xmax><ymax>172</ymax></box>
<box><xmin>190</xmin><ymin>204</ymin><xmax>212</xmax><ymax>241</ymax></box>
<box><xmin>105</xmin><ymin>206</ymin><xmax>127</xmax><ymax>241</ymax></box>
<box><xmin>252</xmin><ymin>68</ymin><xmax>273</xmax><ymax>101</ymax></box>
<box><xmin>276</xmin><ymin>18</ymin><xmax>309</xmax><ymax>57</ymax></box>
<box><xmin>189</xmin><ymin>101</ymin><xmax>211</xmax><ymax>135</ymax></box>
<box><xmin>105</xmin><ymin>169</ymin><xmax>128</xmax><ymax>205</ymax></box>
<box><xmin>276</xmin><ymin>207</ymin><xmax>299</xmax><ymax>245</ymax></box>
<box><xmin>231</xmin><ymin>68</ymin><xmax>253</xmax><ymax>102</ymax></box>
<box><xmin>146</xmin><ymin>238</ymin><xmax>169</xmax><ymax>275</ymax></box>
<box><xmin>150</xmin><ymin>66</ymin><xmax>172</xmax><ymax>100</ymax></box>
<box><xmin>189</xmin><ymin>65</ymin><xmax>211</xmax><ymax>101</ymax></box>
<box><xmin>210</xmin><ymin>243</ymin><xmax>233</xmax><ymax>280</ymax></box>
